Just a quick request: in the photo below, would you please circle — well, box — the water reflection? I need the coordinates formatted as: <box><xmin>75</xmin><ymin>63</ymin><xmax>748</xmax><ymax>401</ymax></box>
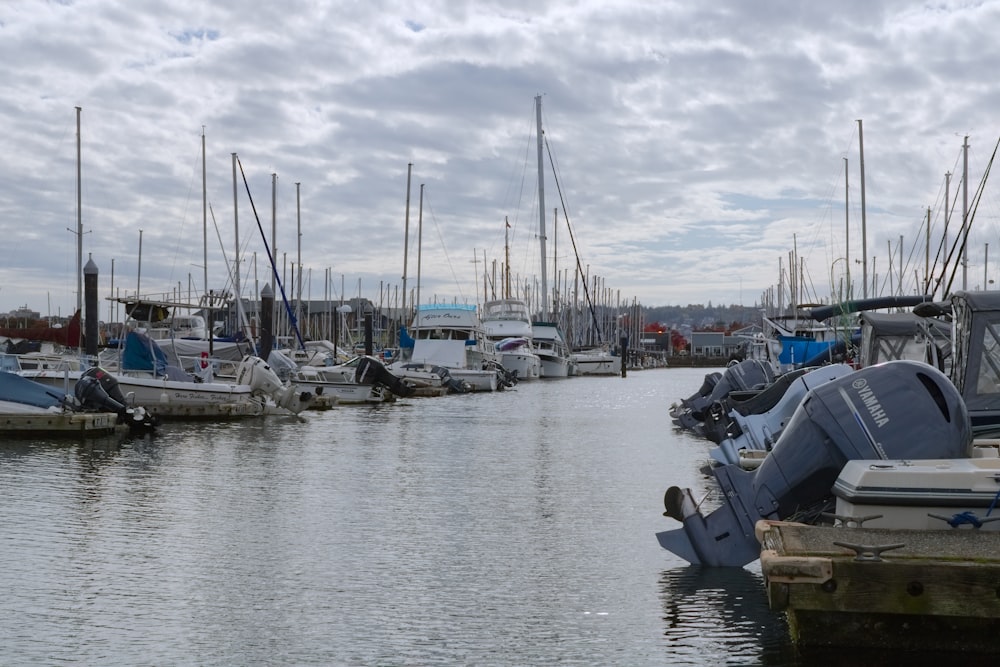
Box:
<box><xmin>659</xmin><ymin>565</ymin><xmax>797</xmax><ymax>665</ymax></box>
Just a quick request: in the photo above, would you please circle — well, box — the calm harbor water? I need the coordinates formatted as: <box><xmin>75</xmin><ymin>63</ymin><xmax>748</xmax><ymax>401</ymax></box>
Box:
<box><xmin>0</xmin><ymin>367</ymin><xmax>962</xmax><ymax>665</ymax></box>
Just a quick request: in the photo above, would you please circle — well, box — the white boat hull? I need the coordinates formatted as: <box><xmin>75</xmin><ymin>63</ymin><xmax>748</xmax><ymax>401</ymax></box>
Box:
<box><xmin>538</xmin><ymin>354</ymin><xmax>570</xmax><ymax>378</ymax></box>
<box><xmin>500</xmin><ymin>352</ymin><xmax>541</xmax><ymax>380</ymax></box>
<box><xmin>450</xmin><ymin>368</ymin><xmax>499</xmax><ymax>392</ymax></box>
<box><xmin>23</xmin><ymin>370</ymin><xmax>268</xmax><ymax>418</ymax></box>
<box><xmin>572</xmin><ymin>353</ymin><xmax>621</xmax><ymax>376</ymax></box>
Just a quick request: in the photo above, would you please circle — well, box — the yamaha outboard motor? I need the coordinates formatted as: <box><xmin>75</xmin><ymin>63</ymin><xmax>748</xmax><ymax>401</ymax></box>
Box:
<box><xmin>699</xmin><ymin>367</ymin><xmax>814</xmax><ymax>444</ymax></box>
<box><xmin>670</xmin><ymin>371</ymin><xmax>721</xmax><ymax>422</ymax></box>
<box><xmin>709</xmin><ymin>364</ymin><xmax>855</xmax><ymax>466</ymax></box>
<box><xmin>657</xmin><ymin>360</ymin><xmax>971</xmax><ymax>567</ymax></box>
<box><xmin>672</xmin><ymin>360</ymin><xmax>775</xmax><ymax>433</ymax></box>
<box><xmin>355</xmin><ymin>355</ymin><xmax>416</xmax><ymax>398</ymax></box>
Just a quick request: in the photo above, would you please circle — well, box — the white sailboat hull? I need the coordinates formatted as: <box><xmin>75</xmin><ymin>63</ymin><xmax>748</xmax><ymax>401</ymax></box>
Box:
<box><xmin>22</xmin><ymin>369</ymin><xmax>267</xmax><ymax>418</ymax></box>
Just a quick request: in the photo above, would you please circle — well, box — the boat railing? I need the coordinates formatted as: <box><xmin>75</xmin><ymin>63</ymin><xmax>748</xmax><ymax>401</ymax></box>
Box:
<box><xmin>176</xmin><ymin>354</ymin><xmax>242</xmax><ymax>379</ymax></box>
<box><xmin>0</xmin><ymin>352</ymin><xmax>86</xmax><ymax>373</ymax></box>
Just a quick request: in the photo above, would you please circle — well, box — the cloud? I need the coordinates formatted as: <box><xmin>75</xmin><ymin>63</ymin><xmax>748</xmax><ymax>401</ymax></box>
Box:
<box><xmin>1</xmin><ymin>0</ymin><xmax>999</xmax><ymax>321</ymax></box>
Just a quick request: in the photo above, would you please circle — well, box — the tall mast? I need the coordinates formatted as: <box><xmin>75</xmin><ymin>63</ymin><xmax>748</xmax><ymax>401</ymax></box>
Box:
<box><xmin>962</xmin><ymin>135</ymin><xmax>969</xmax><ymax>290</ymax></box>
<box><xmin>416</xmin><ymin>183</ymin><xmax>424</xmax><ymax>312</ymax></box>
<box><xmin>844</xmin><ymin>156</ymin><xmax>850</xmax><ymax>298</ymax></box>
<box><xmin>271</xmin><ymin>172</ymin><xmax>278</xmax><ymax>332</ymax></box>
<box><xmin>925</xmin><ymin>207</ymin><xmax>930</xmax><ymax>294</ymax></box>
<box><xmin>75</xmin><ymin>106</ymin><xmax>82</xmax><ymax>350</ymax></box>
<box><xmin>401</xmin><ymin>163</ymin><xmax>412</xmax><ymax>320</ymax></box>
<box><xmin>536</xmin><ymin>95</ymin><xmax>548</xmax><ymax>320</ymax></box>
<box><xmin>202</xmin><ymin>127</ymin><xmax>208</xmax><ymax>304</ymax></box>
<box><xmin>504</xmin><ymin>217</ymin><xmax>511</xmax><ymax>299</ymax></box>
<box><xmin>231</xmin><ymin>153</ymin><xmax>241</xmax><ymax>338</ymax></box>
<box><xmin>296</xmin><ymin>182</ymin><xmax>302</xmax><ymax>333</ymax></box>
<box><xmin>858</xmin><ymin>119</ymin><xmax>868</xmax><ymax>299</ymax></box>
<box><xmin>553</xmin><ymin>207</ymin><xmax>558</xmax><ymax>315</ymax></box>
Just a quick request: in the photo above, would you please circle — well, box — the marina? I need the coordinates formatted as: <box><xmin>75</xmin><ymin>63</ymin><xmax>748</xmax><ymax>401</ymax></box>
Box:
<box><xmin>5</xmin><ymin>5</ymin><xmax>1000</xmax><ymax>664</ymax></box>
<box><xmin>0</xmin><ymin>367</ymin><xmax>800</xmax><ymax>666</ymax></box>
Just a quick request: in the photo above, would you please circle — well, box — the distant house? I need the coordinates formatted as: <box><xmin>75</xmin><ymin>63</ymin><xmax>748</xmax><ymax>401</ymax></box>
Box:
<box><xmin>690</xmin><ymin>330</ymin><xmax>745</xmax><ymax>359</ymax></box>
<box><xmin>690</xmin><ymin>331</ymin><xmax>725</xmax><ymax>357</ymax></box>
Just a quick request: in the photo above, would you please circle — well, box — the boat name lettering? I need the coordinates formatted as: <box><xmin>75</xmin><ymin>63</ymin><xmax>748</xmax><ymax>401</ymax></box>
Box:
<box><xmin>851</xmin><ymin>377</ymin><xmax>889</xmax><ymax>428</ymax></box>
<box><xmin>424</xmin><ymin>314</ymin><xmax>462</xmax><ymax>321</ymax></box>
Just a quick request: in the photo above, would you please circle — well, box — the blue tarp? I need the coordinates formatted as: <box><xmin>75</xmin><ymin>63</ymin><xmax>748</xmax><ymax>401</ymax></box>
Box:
<box><xmin>122</xmin><ymin>331</ymin><xmax>169</xmax><ymax>375</ymax></box>
<box><xmin>399</xmin><ymin>325</ymin><xmax>414</xmax><ymax>350</ymax></box>
<box><xmin>0</xmin><ymin>371</ymin><xmax>66</xmax><ymax>409</ymax></box>
<box><xmin>777</xmin><ymin>336</ymin><xmax>837</xmax><ymax>367</ymax></box>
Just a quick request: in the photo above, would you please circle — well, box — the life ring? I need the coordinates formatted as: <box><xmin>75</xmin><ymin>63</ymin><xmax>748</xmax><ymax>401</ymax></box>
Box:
<box><xmin>199</xmin><ymin>351</ymin><xmax>209</xmax><ymax>370</ymax></box>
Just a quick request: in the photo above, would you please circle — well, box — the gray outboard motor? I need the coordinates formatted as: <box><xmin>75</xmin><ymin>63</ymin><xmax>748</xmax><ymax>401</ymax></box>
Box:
<box><xmin>355</xmin><ymin>355</ymin><xmax>416</xmax><ymax>398</ymax></box>
<box><xmin>657</xmin><ymin>360</ymin><xmax>971</xmax><ymax>567</ymax></box>
<box><xmin>672</xmin><ymin>360</ymin><xmax>775</xmax><ymax>432</ymax></box>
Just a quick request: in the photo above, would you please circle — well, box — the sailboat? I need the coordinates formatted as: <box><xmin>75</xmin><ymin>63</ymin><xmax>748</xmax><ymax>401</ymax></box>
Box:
<box><xmin>530</xmin><ymin>95</ymin><xmax>573</xmax><ymax>378</ymax></box>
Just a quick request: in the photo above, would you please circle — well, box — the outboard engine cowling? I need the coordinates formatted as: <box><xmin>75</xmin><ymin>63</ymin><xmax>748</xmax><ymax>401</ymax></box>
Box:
<box><xmin>355</xmin><ymin>355</ymin><xmax>415</xmax><ymax>398</ymax></box>
<box><xmin>76</xmin><ymin>367</ymin><xmax>158</xmax><ymax>432</ymax></box>
<box><xmin>237</xmin><ymin>355</ymin><xmax>314</xmax><ymax>415</ymax></box>
<box><xmin>710</xmin><ymin>364</ymin><xmax>855</xmax><ymax>465</ymax></box>
<box><xmin>673</xmin><ymin>360</ymin><xmax>775</xmax><ymax>431</ymax></box>
<box><xmin>75</xmin><ymin>368</ymin><xmax>127</xmax><ymax>413</ymax></box>
<box><xmin>80</xmin><ymin>366</ymin><xmax>129</xmax><ymax>408</ymax></box>
<box><xmin>657</xmin><ymin>360</ymin><xmax>971</xmax><ymax>567</ymax></box>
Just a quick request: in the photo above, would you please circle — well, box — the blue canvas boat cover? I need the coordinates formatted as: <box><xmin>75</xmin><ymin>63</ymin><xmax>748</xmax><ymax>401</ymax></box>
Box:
<box><xmin>0</xmin><ymin>370</ymin><xmax>66</xmax><ymax>410</ymax></box>
<box><xmin>122</xmin><ymin>330</ymin><xmax>169</xmax><ymax>375</ymax></box>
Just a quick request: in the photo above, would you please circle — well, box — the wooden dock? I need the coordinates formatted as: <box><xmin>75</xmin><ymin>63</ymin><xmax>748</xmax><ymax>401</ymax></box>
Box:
<box><xmin>756</xmin><ymin>519</ymin><xmax>1000</xmax><ymax>653</ymax></box>
<box><xmin>0</xmin><ymin>411</ymin><xmax>123</xmax><ymax>437</ymax></box>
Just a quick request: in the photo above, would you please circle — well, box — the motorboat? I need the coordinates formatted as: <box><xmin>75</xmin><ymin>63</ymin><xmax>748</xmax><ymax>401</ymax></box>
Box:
<box><xmin>20</xmin><ymin>331</ymin><xmax>313</xmax><ymax>419</ymax></box>
<box><xmin>267</xmin><ymin>351</ymin><xmax>408</xmax><ymax>405</ymax></box>
<box><xmin>0</xmin><ymin>367</ymin><xmax>155</xmax><ymax>434</ymax></box>
<box><xmin>571</xmin><ymin>346</ymin><xmax>621</xmax><ymax>376</ymax></box>
<box><xmin>531</xmin><ymin>321</ymin><xmax>572</xmax><ymax>378</ymax></box>
<box><xmin>392</xmin><ymin>304</ymin><xmax>512</xmax><ymax>392</ymax></box>
<box><xmin>481</xmin><ymin>298</ymin><xmax>541</xmax><ymax>381</ymax></box>
<box><xmin>657</xmin><ymin>360</ymin><xmax>972</xmax><ymax>567</ymax></box>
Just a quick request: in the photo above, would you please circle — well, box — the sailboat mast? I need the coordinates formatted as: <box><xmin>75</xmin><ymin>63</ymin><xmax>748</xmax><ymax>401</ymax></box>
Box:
<box><xmin>416</xmin><ymin>183</ymin><xmax>424</xmax><ymax>312</ymax></box>
<box><xmin>536</xmin><ymin>95</ymin><xmax>548</xmax><ymax>320</ymax></box>
<box><xmin>199</xmin><ymin>130</ymin><xmax>206</xmax><ymax>311</ymax></box>
<box><xmin>553</xmin><ymin>207</ymin><xmax>558</xmax><ymax>316</ymax></box>
<box><xmin>504</xmin><ymin>217</ymin><xmax>511</xmax><ymax>299</ymax></box>
<box><xmin>296</xmin><ymin>182</ymin><xmax>302</xmax><ymax>333</ymax></box>
<box><xmin>231</xmin><ymin>153</ymin><xmax>241</xmax><ymax>315</ymax></box>
<box><xmin>858</xmin><ymin>119</ymin><xmax>868</xmax><ymax>299</ymax></box>
<box><xmin>75</xmin><ymin>106</ymin><xmax>83</xmax><ymax>351</ymax></box>
<box><xmin>402</xmin><ymin>163</ymin><xmax>412</xmax><ymax>320</ymax></box>
<box><xmin>271</xmin><ymin>172</ymin><xmax>278</xmax><ymax>334</ymax></box>
<box><xmin>962</xmin><ymin>135</ymin><xmax>969</xmax><ymax>290</ymax></box>
<box><xmin>844</xmin><ymin>156</ymin><xmax>850</xmax><ymax>299</ymax></box>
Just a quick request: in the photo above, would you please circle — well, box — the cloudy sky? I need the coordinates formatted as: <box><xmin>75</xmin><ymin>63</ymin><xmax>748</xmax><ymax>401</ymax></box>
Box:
<box><xmin>2</xmin><ymin>1</ymin><xmax>1000</xmax><ymax>320</ymax></box>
